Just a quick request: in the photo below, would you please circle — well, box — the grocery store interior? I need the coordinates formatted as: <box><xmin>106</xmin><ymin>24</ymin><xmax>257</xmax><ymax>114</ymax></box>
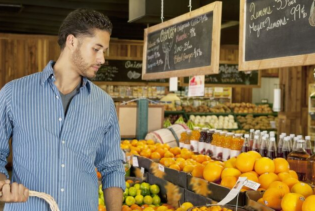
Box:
<box><xmin>1</xmin><ymin>0</ymin><xmax>315</xmax><ymax>211</ymax></box>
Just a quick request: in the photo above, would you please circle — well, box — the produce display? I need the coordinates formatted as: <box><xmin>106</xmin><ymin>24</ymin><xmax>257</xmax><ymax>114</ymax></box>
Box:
<box><xmin>183</xmin><ymin>105</ymin><xmax>231</xmax><ymax>113</ymax></box>
<box><xmin>191</xmin><ymin>206</ymin><xmax>233</xmax><ymax>211</ymax></box>
<box><xmin>189</xmin><ymin>115</ymin><xmax>237</xmax><ymax>129</ymax></box>
<box><xmin>237</xmin><ymin>115</ymin><xmax>277</xmax><ymax>130</ymax></box>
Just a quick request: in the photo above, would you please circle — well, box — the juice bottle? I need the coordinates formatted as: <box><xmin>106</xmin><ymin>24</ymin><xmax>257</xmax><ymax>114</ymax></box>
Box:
<box><xmin>249</xmin><ymin>129</ymin><xmax>255</xmax><ymax>149</ymax></box>
<box><xmin>267</xmin><ymin>137</ymin><xmax>277</xmax><ymax>159</ymax></box>
<box><xmin>179</xmin><ymin>131</ymin><xmax>188</xmax><ymax>148</ymax></box>
<box><xmin>211</xmin><ymin>130</ymin><xmax>220</xmax><ymax>159</ymax></box>
<box><xmin>190</xmin><ymin>127</ymin><xmax>200</xmax><ymax>153</ymax></box>
<box><xmin>241</xmin><ymin>134</ymin><xmax>250</xmax><ymax>153</ymax></box>
<box><xmin>230</xmin><ymin>134</ymin><xmax>243</xmax><ymax>158</ymax></box>
<box><xmin>252</xmin><ymin>135</ymin><xmax>260</xmax><ymax>152</ymax></box>
<box><xmin>287</xmin><ymin>140</ymin><xmax>310</xmax><ymax>181</ymax></box>
<box><xmin>205</xmin><ymin>129</ymin><xmax>214</xmax><ymax>157</ymax></box>
<box><xmin>277</xmin><ymin>134</ymin><xmax>285</xmax><ymax>158</ymax></box>
<box><xmin>305</xmin><ymin>136</ymin><xmax>312</xmax><ymax>155</ymax></box>
<box><xmin>184</xmin><ymin>130</ymin><xmax>191</xmax><ymax>150</ymax></box>
<box><xmin>198</xmin><ymin>128</ymin><xmax>208</xmax><ymax>154</ymax></box>
<box><xmin>215</xmin><ymin>131</ymin><xmax>226</xmax><ymax>161</ymax></box>
<box><xmin>281</xmin><ymin>136</ymin><xmax>291</xmax><ymax>159</ymax></box>
<box><xmin>259</xmin><ymin>136</ymin><xmax>268</xmax><ymax>157</ymax></box>
<box><xmin>222</xmin><ymin>132</ymin><xmax>233</xmax><ymax>161</ymax></box>
<box><xmin>306</xmin><ymin>142</ymin><xmax>315</xmax><ymax>185</ymax></box>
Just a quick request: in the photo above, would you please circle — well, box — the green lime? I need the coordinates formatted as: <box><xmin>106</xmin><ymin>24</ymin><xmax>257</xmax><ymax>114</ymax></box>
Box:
<box><xmin>152</xmin><ymin>195</ymin><xmax>161</xmax><ymax>206</ymax></box>
<box><xmin>129</xmin><ymin>187</ymin><xmax>137</xmax><ymax>197</ymax></box>
<box><xmin>125</xmin><ymin>196</ymin><xmax>136</xmax><ymax>206</ymax></box>
<box><xmin>143</xmin><ymin>195</ymin><xmax>153</xmax><ymax>205</ymax></box>
<box><xmin>135</xmin><ymin>195</ymin><xmax>144</xmax><ymax>205</ymax></box>
<box><xmin>150</xmin><ymin>184</ymin><xmax>160</xmax><ymax>195</ymax></box>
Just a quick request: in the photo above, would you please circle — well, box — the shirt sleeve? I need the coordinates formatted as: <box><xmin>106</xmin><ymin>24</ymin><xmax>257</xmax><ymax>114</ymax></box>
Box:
<box><xmin>0</xmin><ymin>83</ymin><xmax>13</xmax><ymax>179</ymax></box>
<box><xmin>95</xmin><ymin>99</ymin><xmax>125</xmax><ymax>190</ymax></box>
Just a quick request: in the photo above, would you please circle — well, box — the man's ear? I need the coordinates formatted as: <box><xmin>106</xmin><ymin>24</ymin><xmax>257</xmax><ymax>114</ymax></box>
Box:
<box><xmin>65</xmin><ymin>34</ymin><xmax>77</xmax><ymax>50</ymax></box>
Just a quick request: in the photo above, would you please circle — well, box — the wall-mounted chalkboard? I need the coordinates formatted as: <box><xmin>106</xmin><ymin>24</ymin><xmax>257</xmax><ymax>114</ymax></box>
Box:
<box><xmin>142</xmin><ymin>2</ymin><xmax>222</xmax><ymax>80</ymax></box>
<box><xmin>92</xmin><ymin>60</ymin><xmax>168</xmax><ymax>85</ymax></box>
<box><xmin>182</xmin><ymin>64</ymin><xmax>261</xmax><ymax>87</ymax></box>
<box><xmin>239</xmin><ymin>0</ymin><xmax>315</xmax><ymax>71</ymax></box>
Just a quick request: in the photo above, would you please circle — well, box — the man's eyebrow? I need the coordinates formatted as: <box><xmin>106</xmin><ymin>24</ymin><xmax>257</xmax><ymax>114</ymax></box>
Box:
<box><xmin>96</xmin><ymin>44</ymin><xmax>104</xmax><ymax>48</ymax></box>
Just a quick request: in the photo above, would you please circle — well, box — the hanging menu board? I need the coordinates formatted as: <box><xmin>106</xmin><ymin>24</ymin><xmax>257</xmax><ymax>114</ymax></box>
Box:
<box><xmin>239</xmin><ymin>0</ymin><xmax>315</xmax><ymax>71</ymax></box>
<box><xmin>92</xmin><ymin>60</ymin><xmax>168</xmax><ymax>85</ymax></box>
<box><xmin>142</xmin><ymin>2</ymin><xmax>222</xmax><ymax>80</ymax></box>
<box><xmin>182</xmin><ymin>64</ymin><xmax>261</xmax><ymax>87</ymax></box>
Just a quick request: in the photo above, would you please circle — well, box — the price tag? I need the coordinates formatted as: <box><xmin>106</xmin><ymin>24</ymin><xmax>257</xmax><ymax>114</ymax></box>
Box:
<box><xmin>132</xmin><ymin>156</ymin><xmax>139</xmax><ymax>167</ymax></box>
<box><xmin>158</xmin><ymin>164</ymin><xmax>165</xmax><ymax>172</ymax></box>
<box><xmin>217</xmin><ymin>177</ymin><xmax>247</xmax><ymax>206</ymax></box>
<box><xmin>214</xmin><ymin>87</ymin><xmax>223</xmax><ymax>92</ymax></box>
<box><xmin>141</xmin><ymin>167</ymin><xmax>145</xmax><ymax>174</ymax></box>
<box><xmin>169</xmin><ymin>77</ymin><xmax>178</xmax><ymax>91</ymax></box>
<box><xmin>244</xmin><ymin>180</ymin><xmax>260</xmax><ymax>191</ymax></box>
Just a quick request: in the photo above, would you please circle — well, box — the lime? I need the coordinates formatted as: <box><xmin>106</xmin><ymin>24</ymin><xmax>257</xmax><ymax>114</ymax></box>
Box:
<box><xmin>152</xmin><ymin>195</ymin><xmax>161</xmax><ymax>206</ymax></box>
<box><xmin>143</xmin><ymin>195</ymin><xmax>153</xmax><ymax>205</ymax></box>
<box><xmin>143</xmin><ymin>207</ymin><xmax>155</xmax><ymax>211</ymax></box>
<box><xmin>135</xmin><ymin>195</ymin><xmax>144</xmax><ymax>205</ymax></box>
<box><xmin>141</xmin><ymin>188</ymin><xmax>150</xmax><ymax>196</ymax></box>
<box><xmin>150</xmin><ymin>184</ymin><xmax>160</xmax><ymax>195</ymax></box>
<box><xmin>137</xmin><ymin>189</ymin><xmax>142</xmax><ymax>196</ymax></box>
<box><xmin>126</xmin><ymin>181</ymin><xmax>130</xmax><ymax>189</ymax></box>
<box><xmin>98</xmin><ymin>198</ymin><xmax>105</xmax><ymax>206</ymax></box>
<box><xmin>134</xmin><ymin>183</ymin><xmax>141</xmax><ymax>190</ymax></box>
<box><xmin>180</xmin><ymin>202</ymin><xmax>193</xmax><ymax>211</ymax></box>
<box><xmin>123</xmin><ymin>188</ymin><xmax>129</xmax><ymax>197</ymax></box>
<box><xmin>140</xmin><ymin>182</ymin><xmax>150</xmax><ymax>190</ymax></box>
<box><xmin>125</xmin><ymin>196</ymin><xmax>136</xmax><ymax>206</ymax></box>
<box><xmin>129</xmin><ymin>187</ymin><xmax>137</xmax><ymax>196</ymax></box>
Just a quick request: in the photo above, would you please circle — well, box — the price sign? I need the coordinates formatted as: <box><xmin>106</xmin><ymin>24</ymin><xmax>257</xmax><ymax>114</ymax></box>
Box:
<box><xmin>132</xmin><ymin>156</ymin><xmax>139</xmax><ymax>167</ymax></box>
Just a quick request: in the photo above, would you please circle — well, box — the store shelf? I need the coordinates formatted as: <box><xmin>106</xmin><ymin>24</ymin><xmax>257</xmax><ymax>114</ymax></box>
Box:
<box><xmin>233</xmin><ymin>113</ymin><xmax>278</xmax><ymax>116</ymax></box>
<box><xmin>186</xmin><ymin>112</ymin><xmax>233</xmax><ymax>116</ymax></box>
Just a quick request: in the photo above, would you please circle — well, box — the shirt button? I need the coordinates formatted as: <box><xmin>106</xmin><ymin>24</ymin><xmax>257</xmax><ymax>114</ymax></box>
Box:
<box><xmin>61</xmin><ymin>164</ymin><xmax>65</xmax><ymax>168</ymax></box>
<box><xmin>59</xmin><ymin>117</ymin><xmax>62</xmax><ymax>122</ymax></box>
<box><xmin>62</xmin><ymin>141</ymin><xmax>65</xmax><ymax>144</ymax></box>
<box><xmin>61</xmin><ymin>188</ymin><xmax>64</xmax><ymax>192</ymax></box>
<box><xmin>56</xmin><ymin>96</ymin><xmax>59</xmax><ymax>99</ymax></box>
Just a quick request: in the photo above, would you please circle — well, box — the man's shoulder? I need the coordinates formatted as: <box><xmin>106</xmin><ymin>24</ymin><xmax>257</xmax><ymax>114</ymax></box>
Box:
<box><xmin>4</xmin><ymin>72</ymin><xmax>42</xmax><ymax>90</ymax></box>
<box><xmin>89</xmin><ymin>82</ymin><xmax>113</xmax><ymax>102</ymax></box>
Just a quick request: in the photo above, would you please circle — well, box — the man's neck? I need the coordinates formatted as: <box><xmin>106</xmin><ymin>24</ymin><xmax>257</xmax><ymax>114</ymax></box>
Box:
<box><xmin>53</xmin><ymin>57</ymin><xmax>82</xmax><ymax>95</ymax></box>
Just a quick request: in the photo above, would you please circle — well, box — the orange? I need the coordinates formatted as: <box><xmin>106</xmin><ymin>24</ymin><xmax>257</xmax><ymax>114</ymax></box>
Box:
<box><xmin>146</xmin><ymin>139</ymin><xmax>155</xmax><ymax>145</ymax></box>
<box><xmin>221</xmin><ymin>168</ymin><xmax>241</xmax><ymax>178</ymax></box>
<box><xmin>203</xmin><ymin>162</ymin><xmax>223</xmax><ymax>182</ymax></box>
<box><xmin>224</xmin><ymin>157</ymin><xmax>237</xmax><ymax>168</ymax></box>
<box><xmin>97</xmin><ymin>171</ymin><xmax>101</xmax><ymax>179</ymax></box>
<box><xmin>291</xmin><ymin>182</ymin><xmax>314</xmax><ymax>198</ymax></box>
<box><xmin>204</xmin><ymin>155</ymin><xmax>211</xmax><ymax>161</ymax></box>
<box><xmin>235</xmin><ymin>152</ymin><xmax>256</xmax><ymax>173</ymax></box>
<box><xmin>131</xmin><ymin>204</ymin><xmax>141</xmax><ymax>210</ymax></box>
<box><xmin>151</xmin><ymin>152</ymin><xmax>161</xmax><ymax>160</ymax></box>
<box><xmin>164</xmin><ymin>151</ymin><xmax>174</xmax><ymax>158</ymax></box>
<box><xmin>278</xmin><ymin>172</ymin><xmax>292</xmax><ymax>181</ymax></box>
<box><xmin>169</xmin><ymin>164</ymin><xmax>181</xmax><ymax>171</ymax></box>
<box><xmin>268</xmin><ymin>181</ymin><xmax>290</xmax><ymax>194</ymax></box>
<box><xmin>169</xmin><ymin>147</ymin><xmax>181</xmax><ymax>156</ymax></box>
<box><xmin>274</xmin><ymin>158</ymin><xmax>290</xmax><ymax>174</ymax></box>
<box><xmin>183</xmin><ymin>165</ymin><xmax>195</xmax><ymax>173</ymax></box>
<box><xmin>263</xmin><ymin>188</ymin><xmax>286</xmax><ymax>210</ymax></box>
<box><xmin>220</xmin><ymin>176</ymin><xmax>237</xmax><ymax>189</ymax></box>
<box><xmin>194</xmin><ymin>155</ymin><xmax>207</xmax><ymax>164</ymax></box>
<box><xmin>121</xmin><ymin>144</ymin><xmax>130</xmax><ymax>151</ymax></box>
<box><xmin>289</xmin><ymin>170</ymin><xmax>299</xmax><ymax>180</ymax></box>
<box><xmin>283</xmin><ymin>177</ymin><xmax>299</xmax><ymax>189</ymax></box>
<box><xmin>191</xmin><ymin>164</ymin><xmax>205</xmax><ymax>178</ymax></box>
<box><xmin>99</xmin><ymin>205</ymin><xmax>106</xmax><ymax>211</ymax></box>
<box><xmin>257</xmin><ymin>198</ymin><xmax>264</xmax><ymax>204</ymax></box>
<box><xmin>175</xmin><ymin>160</ymin><xmax>186</xmax><ymax>171</ymax></box>
<box><xmin>149</xmin><ymin>145</ymin><xmax>157</xmax><ymax>152</ymax></box>
<box><xmin>180</xmin><ymin>149</ymin><xmax>192</xmax><ymax>159</ymax></box>
<box><xmin>281</xmin><ymin>193</ymin><xmax>305</xmax><ymax>211</ymax></box>
<box><xmin>160</xmin><ymin>158</ymin><xmax>167</xmax><ymax>165</ymax></box>
<box><xmin>140</xmin><ymin>149</ymin><xmax>151</xmax><ymax>158</ymax></box>
<box><xmin>130</xmin><ymin>150</ymin><xmax>139</xmax><ymax>156</ymax></box>
<box><xmin>254</xmin><ymin>157</ymin><xmax>275</xmax><ymax>175</ymax></box>
<box><xmin>302</xmin><ymin>195</ymin><xmax>315</xmax><ymax>211</ymax></box>
<box><xmin>202</xmin><ymin>161</ymin><xmax>211</xmax><ymax>166</ymax></box>
<box><xmin>156</xmin><ymin>148</ymin><xmax>166</xmax><ymax>158</ymax></box>
<box><xmin>163</xmin><ymin>158</ymin><xmax>175</xmax><ymax>167</ymax></box>
<box><xmin>163</xmin><ymin>144</ymin><xmax>170</xmax><ymax>150</ymax></box>
<box><xmin>240</xmin><ymin>171</ymin><xmax>259</xmax><ymax>182</ymax></box>
<box><xmin>247</xmin><ymin>151</ymin><xmax>262</xmax><ymax>160</ymax></box>
<box><xmin>258</xmin><ymin>173</ymin><xmax>279</xmax><ymax>189</ymax></box>
<box><xmin>122</xmin><ymin>205</ymin><xmax>132</xmax><ymax>211</ymax></box>
<box><xmin>123</xmin><ymin>140</ymin><xmax>131</xmax><ymax>145</ymax></box>
<box><xmin>131</xmin><ymin>140</ymin><xmax>139</xmax><ymax>146</ymax></box>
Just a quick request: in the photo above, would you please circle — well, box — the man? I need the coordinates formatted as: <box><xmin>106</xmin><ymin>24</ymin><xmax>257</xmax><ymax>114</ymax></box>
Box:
<box><xmin>0</xmin><ymin>8</ymin><xmax>125</xmax><ymax>211</ymax></box>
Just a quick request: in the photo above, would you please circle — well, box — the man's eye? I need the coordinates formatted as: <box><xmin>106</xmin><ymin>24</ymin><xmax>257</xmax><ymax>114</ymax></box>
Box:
<box><xmin>93</xmin><ymin>48</ymin><xmax>100</xmax><ymax>52</ymax></box>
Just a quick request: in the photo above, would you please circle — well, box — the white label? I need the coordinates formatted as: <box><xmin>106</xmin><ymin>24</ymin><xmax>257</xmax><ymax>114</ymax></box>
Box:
<box><xmin>132</xmin><ymin>156</ymin><xmax>139</xmax><ymax>167</ymax></box>
<box><xmin>205</xmin><ymin>143</ymin><xmax>212</xmax><ymax>156</ymax></box>
<box><xmin>215</xmin><ymin>146</ymin><xmax>223</xmax><ymax>160</ymax></box>
<box><xmin>158</xmin><ymin>164</ymin><xmax>165</xmax><ymax>172</ymax></box>
<box><xmin>183</xmin><ymin>144</ymin><xmax>191</xmax><ymax>150</ymax></box>
<box><xmin>214</xmin><ymin>87</ymin><xmax>224</xmax><ymax>92</ymax></box>
<box><xmin>190</xmin><ymin>140</ymin><xmax>199</xmax><ymax>153</ymax></box>
<box><xmin>179</xmin><ymin>142</ymin><xmax>184</xmax><ymax>148</ymax></box>
<box><xmin>141</xmin><ymin>167</ymin><xmax>145</xmax><ymax>174</ymax></box>
<box><xmin>212</xmin><ymin>145</ymin><xmax>217</xmax><ymax>159</ymax></box>
<box><xmin>188</xmin><ymin>75</ymin><xmax>205</xmax><ymax>97</ymax></box>
<box><xmin>244</xmin><ymin>180</ymin><xmax>260</xmax><ymax>191</ymax></box>
<box><xmin>217</xmin><ymin>177</ymin><xmax>248</xmax><ymax>206</ymax></box>
<box><xmin>198</xmin><ymin>142</ymin><xmax>205</xmax><ymax>154</ymax></box>
<box><xmin>169</xmin><ymin>77</ymin><xmax>178</xmax><ymax>91</ymax></box>
<box><xmin>230</xmin><ymin>150</ymin><xmax>240</xmax><ymax>158</ymax></box>
<box><xmin>222</xmin><ymin>148</ymin><xmax>231</xmax><ymax>161</ymax></box>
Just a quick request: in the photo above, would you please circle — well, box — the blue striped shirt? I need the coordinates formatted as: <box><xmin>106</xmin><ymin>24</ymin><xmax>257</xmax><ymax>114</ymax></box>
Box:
<box><xmin>0</xmin><ymin>61</ymin><xmax>126</xmax><ymax>211</ymax></box>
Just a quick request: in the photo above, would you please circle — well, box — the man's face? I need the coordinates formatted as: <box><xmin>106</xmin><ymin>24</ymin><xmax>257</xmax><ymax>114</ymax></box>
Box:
<box><xmin>71</xmin><ymin>29</ymin><xmax>110</xmax><ymax>79</ymax></box>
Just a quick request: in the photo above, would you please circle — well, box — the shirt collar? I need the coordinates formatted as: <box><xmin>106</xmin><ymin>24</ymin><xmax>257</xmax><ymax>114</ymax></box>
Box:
<box><xmin>40</xmin><ymin>60</ymin><xmax>91</xmax><ymax>94</ymax></box>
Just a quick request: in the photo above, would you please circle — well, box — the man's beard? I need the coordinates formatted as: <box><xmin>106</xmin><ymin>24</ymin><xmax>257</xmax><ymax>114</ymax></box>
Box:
<box><xmin>72</xmin><ymin>47</ymin><xmax>94</xmax><ymax>79</ymax></box>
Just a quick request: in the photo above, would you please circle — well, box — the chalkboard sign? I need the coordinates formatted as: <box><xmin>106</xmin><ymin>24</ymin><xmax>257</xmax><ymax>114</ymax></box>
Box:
<box><xmin>239</xmin><ymin>0</ymin><xmax>315</xmax><ymax>71</ymax></box>
<box><xmin>142</xmin><ymin>2</ymin><xmax>222</xmax><ymax>80</ymax></box>
<box><xmin>92</xmin><ymin>60</ymin><xmax>168</xmax><ymax>85</ymax></box>
<box><xmin>183</xmin><ymin>64</ymin><xmax>261</xmax><ymax>87</ymax></box>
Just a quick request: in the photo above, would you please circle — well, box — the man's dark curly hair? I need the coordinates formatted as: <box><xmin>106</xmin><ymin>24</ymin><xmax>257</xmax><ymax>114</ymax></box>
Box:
<box><xmin>58</xmin><ymin>8</ymin><xmax>113</xmax><ymax>49</ymax></box>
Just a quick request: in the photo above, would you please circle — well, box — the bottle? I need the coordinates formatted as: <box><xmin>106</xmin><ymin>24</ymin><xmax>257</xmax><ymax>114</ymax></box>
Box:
<box><xmin>252</xmin><ymin>135</ymin><xmax>260</xmax><ymax>152</ymax></box>
<box><xmin>184</xmin><ymin>130</ymin><xmax>191</xmax><ymax>150</ymax></box>
<box><xmin>249</xmin><ymin>129</ymin><xmax>255</xmax><ymax>149</ymax></box>
<box><xmin>215</xmin><ymin>131</ymin><xmax>226</xmax><ymax>161</ymax></box>
<box><xmin>205</xmin><ymin>129</ymin><xmax>214</xmax><ymax>157</ymax></box>
<box><xmin>292</xmin><ymin>137</ymin><xmax>298</xmax><ymax>151</ymax></box>
<box><xmin>179</xmin><ymin>131</ymin><xmax>188</xmax><ymax>148</ymax></box>
<box><xmin>289</xmin><ymin>134</ymin><xmax>295</xmax><ymax>149</ymax></box>
<box><xmin>241</xmin><ymin>134</ymin><xmax>250</xmax><ymax>153</ymax></box>
<box><xmin>211</xmin><ymin>130</ymin><xmax>221</xmax><ymax>159</ymax></box>
<box><xmin>190</xmin><ymin>127</ymin><xmax>200</xmax><ymax>153</ymax></box>
<box><xmin>277</xmin><ymin>134</ymin><xmax>285</xmax><ymax>158</ymax></box>
<box><xmin>267</xmin><ymin>137</ymin><xmax>277</xmax><ymax>159</ymax></box>
<box><xmin>281</xmin><ymin>133</ymin><xmax>287</xmax><ymax>137</ymax></box>
<box><xmin>259</xmin><ymin>136</ymin><xmax>268</xmax><ymax>157</ymax></box>
<box><xmin>305</xmin><ymin>136</ymin><xmax>312</xmax><ymax>155</ymax></box>
<box><xmin>281</xmin><ymin>137</ymin><xmax>291</xmax><ymax>159</ymax></box>
<box><xmin>222</xmin><ymin>132</ymin><xmax>233</xmax><ymax>161</ymax></box>
<box><xmin>307</xmin><ymin>142</ymin><xmax>315</xmax><ymax>185</ymax></box>
<box><xmin>287</xmin><ymin>140</ymin><xmax>311</xmax><ymax>181</ymax></box>
<box><xmin>230</xmin><ymin>134</ymin><xmax>244</xmax><ymax>158</ymax></box>
<box><xmin>198</xmin><ymin>128</ymin><xmax>208</xmax><ymax>154</ymax></box>
<box><xmin>264</xmin><ymin>134</ymin><xmax>270</xmax><ymax>149</ymax></box>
